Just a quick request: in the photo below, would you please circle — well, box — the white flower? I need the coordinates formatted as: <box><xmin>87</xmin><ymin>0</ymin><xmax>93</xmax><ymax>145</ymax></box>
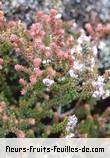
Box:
<box><xmin>90</xmin><ymin>57</ymin><xmax>95</xmax><ymax>68</ymax></box>
<box><xmin>42</xmin><ymin>60</ymin><xmax>51</xmax><ymax>64</ymax></box>
<box><xmin>99</xmin><ymin>87</ymin><xmax>105</xmax><ymax>96</ymax></box>
<box><xmin>97</xmin><ymin>76</ymin><xmax>105</xmax><ymax>83</ymax></box>
<box><xmin>55</xmin><ymin>14</ymin><xmax>62</xmax><ymax>19</ymax></box>
<box><xmin>71</xmin><ymin>45</ymin><xmax>82</xmax><ymax>54</ymax></box>
<box><xmin>74</xmin><ymin>61</ymin><xmax>84</xmax><ymax>71</ymax></box>
<box><xmin>77</xmin><ymin>34</ymin><xmax>91</xmax><ymax>44</ymax></box>
<box><xmin>92</xmin><ymin>81</ymin><xmax>97</xmax><ymax>87</ymax></box>
<box><xmin>102</xmin><ymin>90</ymin><xmax>110</xmax><ymax>99</ymax></box>
<box><xmin>93</xmin><ymin>46</ymin><xmax>98</xmax><ymax>56</ymax></box>
<box><xmin>92</xmin><ymin>91</ymin><xmax>100</xmax><ymax>98</ymax></box>
<box><xmin>98</xmin><ymin>41</ymin><xmax>106</xmax><ymax>50</ymax></box>
<box><xmin>68</xmin><ymin>69</ymin><xmax>78</xmax><ymax>78</ymax></box>
<box><xmin>43</xmin><ymin>78</ymin><xmax>54</xmax><ymax>87</ymax></box>
<box><xmin>66</xmin><ymin>115</ymin><xmax>78</xmax><ymax>133</ymax></box>
<box><xmin>58</xmin><ymin>77</ymin><xmax>65</xmax><ymax>81</ymax></box>
<box><xmin>66</xmin><ymin>133</ymin><xmax>75</xmax><ymax>138</ymax></box>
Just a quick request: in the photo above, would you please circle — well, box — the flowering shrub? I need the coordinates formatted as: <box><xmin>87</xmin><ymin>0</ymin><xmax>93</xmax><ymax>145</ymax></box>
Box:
<box><xmin>0</xmin><ymin>9</ymin><xmax>110</xmax><ymax>137</ymax></box>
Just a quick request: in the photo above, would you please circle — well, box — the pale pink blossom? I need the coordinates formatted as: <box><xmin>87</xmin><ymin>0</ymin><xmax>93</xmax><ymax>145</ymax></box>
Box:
<box><xmin>33</xmin><ymin>58</ymin><xmax>42</xmax><ymax>68</ymax></box>
<box><xmin>50</xmin><ymin>9</ymin><xmax>58</xmax><ymax>17</ymax></box>
<box><xmin>15</xmin><ymin>48</ymin><xmax>21</xmax><ymax>53</ymax></box>
<box><xmin>0</xmin><ymin>58</ymin><xmax>3</xmax><ymax>65</ymax></box>
<box><xmin>85</xmin><ymin>23</ymin><xmax>93</xmax><ymax>34</ymax></box>
<box><xmin>30</xmin><ymin>75</ymin><xmax>37</xmax><ymax>85</ymax></box>
<box><xmin>21</xmin><ymin>88</ymin><xmax>27</xmax><ymax>95</ymax></box>
<box><xmin>34</xmin><ymin>68</ymin><xmax>43</xmax><ymax>77</ymax></box>
<box><xmin>19</xmin><ymin>78</ymin><xmax>26</xmax><ymax>86</ymax></box>
<box><xmin>96</xmin><ymin>24</ymin><xmax>103</xmax><ymax>32</ymax></box>
<box><xmin>43</xmin><ymin>15</ymin><xmax>50</xmax><ymax>24</ymax></box>
<box><xmin>15</xmin><ymin>64</ymin><xmax>24</xmax><ymax>71</ymax></box>
<box><xmin>10</xmin><ymin>34</ymin><xmax>18</xmax><ymax>42</ymax></box>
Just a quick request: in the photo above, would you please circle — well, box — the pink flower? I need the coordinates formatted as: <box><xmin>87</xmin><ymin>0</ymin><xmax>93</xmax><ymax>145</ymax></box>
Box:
<box><xmin>69</xmin><ymin>57</ymin><xmax>74</xmax><ymax>67</ymax></box>
<box><xmin>30</xmin><ymin>75</ymin><xmax>37</xmax><ymax>85</ymax></box>
<box><xmin>63</xmin><ymin>53</ymin><xmax>69</xmax><ymax>59</ymax></box>
<box><xmin>15</xmin><ymin>64</ymin><xmax>23</xmax><ymax>71</ymax></box>
<box><xmin>56</xmin><ymin>50</ymin><xmax>64</xmax><ymax>59</ymax></box>
<box><xmin>0</xmin><ymin>58</ymin><xmax>3</xmax><ymax>65</ymax></box>
<box><xmin>19</xmin><ymin>78</ymin><xmax>26</xmax><ymax>86</ymax></box>
<box><xmin>10</xmin><ymin>34</ymin><xmax>18</xmax><ymax>42</ymax></box>
<box><xmin>47</xmin><ymin>67</ymin><xmax>56</xmax><ymax>77</ymax></box>
<box><xmin>50</xmin><ymin>9</ymin><xmax>57</xmax><ymax>17</ymax></box>
<box><xmin>43</xmin><ymin>15</ymin><xmax>50</xmax><ymax>24</ymax></box>
<box><xmin>56</xmin><ymin>19</ymin><xmax>63</xmax><ymax>29</ymax></box>
<box><xmin>8</xmin><ymin>20</ymin><xmax>17</xmax><ymax>28</ymax></box>
<box><xmin>34</xmin><ymin>68</ymin><xmax>43</xmax><ymax>77</ymax></box>
<box><xmin>96</xmin><ymin>24</ymin><xmax>103</xmax><ymax>32</ymax></box>
<box><xmin>21</xmin><ymin>88</ymin><xmax>27</xmax><ymax>95</ymax></box>
<box><xmin>0</xmin><ymin>11</ymin><xmax>4</xmax><ymax>22</ymax></box>
<box><xmin>45</xmin><ymin>51</ymin><xmax>51</xmax><ymax>58</ymax></box>
<box><xmin>105</xmin><ymin>24</ymin><xmax>110</xmax><ymax>32</ymax></box>
<box><xmin>33</xmin><ymin>58</ymin><xmax>42</xmax><ymax>68</ymax></box>
<box><xmin>85</xmin><ymin>23</ymin><xmax>93</xmax><ymax>34</ymax></box>
<box><xmin>15</xmin><ymin>48</ymin><xmax>21</xmax><ymax>53</ymax></box>
<box><xmin>36</xmin><ymin>11</ymin><xmax>44</xmax><ymax>22</ymax></box>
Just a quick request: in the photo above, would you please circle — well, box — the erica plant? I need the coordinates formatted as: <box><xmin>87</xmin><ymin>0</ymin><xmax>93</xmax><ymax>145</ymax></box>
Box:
<box><xmin>0</xmin><ymin>9</ymin><xmax>110</xmax><ymax>138</ymax></box>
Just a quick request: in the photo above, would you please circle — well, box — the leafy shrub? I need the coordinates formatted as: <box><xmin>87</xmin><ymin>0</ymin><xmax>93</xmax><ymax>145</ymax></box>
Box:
<box><xmin>0</xmin><ymin>9</ymin><xmax>110</xmax><ymax>137</ymax></box>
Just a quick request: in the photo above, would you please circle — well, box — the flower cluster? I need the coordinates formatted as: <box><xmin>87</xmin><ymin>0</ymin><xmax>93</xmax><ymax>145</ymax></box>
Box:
<box><xmin>66</xmin><ymin>115</ymin><xmax>78</xmax><ymax>138</ymax></box>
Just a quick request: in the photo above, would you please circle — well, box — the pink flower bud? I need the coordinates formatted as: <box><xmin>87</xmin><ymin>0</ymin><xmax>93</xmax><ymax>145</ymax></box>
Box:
<box><xmin>8</xmin><ymin>21</ymin><xmax>17</xmax><ymax>28</ymax></box>
<box><xmin>0</xmin><ymin>58</ymin><xmax>3</xmax><ymax>65</ymax></box>
<box><xmin>15</xmin><ymin>48</ymin><xmax>21</xmax><ymax>53</ymax></box>
<box><xmin>34</xmin><ymin>68</ymin><xmax>43</xmax><ymax>77</ymax></box>
<box><xmin>43</xmin><ymin>15</ymin><xmax>50</xmax><ymax>23</ymax></box>
<box><xmin>45</xmin><ymin>51</ymin><xmax>51</xmax><ymax>58</ymax></box>
<box><xmin>15</xmin><ymin>64</ymin><xmax>23</xmax><ymax>71</ymax></box>
<box><xmin>50</xmin><ymin>9</ymin><xmax>57</xmax><ymax>16</ymax></box>
<box><xmin>21</xmin><ymin>88</ymin><xmax>27</xmax><ymax>95</ymax></box>
<box><xmin>96</xmin><ymin>24</ymin><xmax>103</xmax><ymax>32</ymax></box>
<box><xmin>63</xmin><ymin>53</ymin><xmax>69</xmax><ymax>59</ymax></box>
<box><xmin>33</xmin><ymin>58</ymin><xmax>42</xmax><ymax>68</ymax></box>
<box><xmin>105</xmin><ymin>24</ymin><xmax>110</xmax><ymax>33</ymax></box>
<box><xmin>36</xmin><ymin>11</ymin><xmax>44</xmax><ymax>17</ymax></box>
<box><xmin>85</xmin><ymin>23</ymin><xmax>93</xmax><ymax>34</ymax></box>
<box><xmin>57</xmin><ymin>19</ymin><xmax>63</xmax><ymax>29</ymax></box>
<box><xmin>69</xmin><ymin>57</ymin><xmax>74</xmax><ymax>67</ymax></box>
<box><xmin>19</xmin><ymin>78</ymin><xmax>26</xmax><ymax>86</ymax></box>
<box><xmin>10</xmin><ymin>34</ymin><xmax>18</xmax><ymax>42</ymax></box>
<box><xmin>30</xmin><ymin>75</ymin><xmax>37</xmax><ymax>85</ymax></box>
